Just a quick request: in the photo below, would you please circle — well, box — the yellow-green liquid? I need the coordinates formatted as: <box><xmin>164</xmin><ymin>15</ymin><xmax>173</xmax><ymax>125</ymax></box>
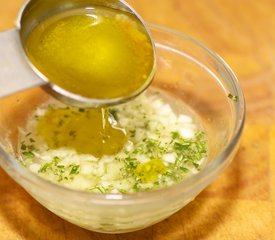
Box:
<box><xmin>36</xmin><ymin>107</ymin><xmax>127</xmax><ymax>157</ymax></box>
<box><xmin>25</xmin><ymin>6</ymin><xmax>155</xmax><ymax>157</ymax></box>
<box><xmin>25</xmin><ymin>7</ymin><xmax>154</xmax><ymax>99</ymax></box>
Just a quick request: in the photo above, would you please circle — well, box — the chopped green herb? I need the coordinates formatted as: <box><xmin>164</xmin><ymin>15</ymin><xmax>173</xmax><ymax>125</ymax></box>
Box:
<box><xmin>96</xmin><ymin>186</ymin><xmax>107</xmax><ymax>193</ymax></box>
<box><xmin>172</xmin><ymin>131</ymin><xmax>180</xmax><ymax>139</ymax></box>
<box><xmin>21</xmin><ymin>143</ymin><xmax>27</xmax><ymax>150</ymax></box>
<box><xmin>54</xmin><ymin>156</ymin><xmax>60</xmax><ymax>161</ymax></box>
<box><xmin>193</xmin><ymin>162</ymin><xmax>200</xmax><ymax>170</ymax></box>
<box><xmin>39</xmin><ymin>163</ymin><xmax>51</xmax><ymax>173</ymax></box>
<box><xmin>129</xmin><ymin>129</ymin><xmax>136</xmax><ymax>137</ymax></box>
<box><xmin>22</xmin><ymin>151</ymin><xmax>34</xmax><ymax>158</ymax></box>
<box><xmin>133</xmin><ymin>182</ymin><xmax>141</xmax><ymax>192</ymax></box>
<box><xmin>154</xmin><ymin>181</ymin><xmax>160</xmax><ymax>186</ymax></box>
<box><xmin>70</xmin><ymin>165</ymin><xmax>80</xmax><ymax>175</ymax></box>
<box><xmin>174</xmin><ymin>142</ymin><xmax>190</xmax><ymax>151</ymax></box>
<box><xmin>27</xmin><ymin>145</ymin><xmax>35</xmax><ymax>151</ymax></box>
<box><xmin>180</xmin><ymin>167</ymin><xmax>189</xmax><ymax>173</ymax></box>
<box><xmin>118</xmin><ymin>189</ymin><xmax>127</xmax><ymax>194</ymax></box>
<box><xmin>228</xmin><ymin>93</ymin><xmax>239</xmax><ymax>102</ymax></box>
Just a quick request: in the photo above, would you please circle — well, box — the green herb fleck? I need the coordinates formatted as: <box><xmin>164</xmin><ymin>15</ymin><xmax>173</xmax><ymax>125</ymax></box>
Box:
<box><xmin>193</xmin><ymin>162</ymin><xmax>200</xmax><ymax>170</ymax></box>
<box><xmin>118</xmin><ymin>189</ymin><xmax>127</xmax><ymax>194</ymax></box>
<box><xmin>54</xmin><ymin>156</ymin><xmax>60</xmax><ymax>161</ymax></box>
<box><xmin>70</xmin><ymin>165</ymin><xmax>80</xmax><ymax>175</ymax></box>
<box><xmin>21</xmin><ymin>143</ymin><xmax>27</xmax><ymax>150</ymax></box>
<box><xmin>39</xmin><ymin>163</ymin><xmax>51</xmax><ymax>173</ymax></box>
<box><xmin>180</xmin><ymin>167</ymin><xmax>189</xmax><ymax>173</ymax></box>
<box><xmin>96</xmin><ymin>186</ymin><xmax>107</xmax><ymax>193</ymax></box>
<box><xmin>129</xmin><ymin>129</ymin><xmax>136</xmax><ymax>137</ymax></box>
<box><xmin>174</xmin><ymin>142</ymin><xmax>190</xmax><ymax>151</ymax></box>
<box><xmin>22</xmin><ymin>151</ymin><xmax>34</xmax><ymax>158</ymax></box>
<box><xmin>172</xmin><ymin>131</ymin><xmax>180</xmax><ymax>139</ymax></box>
<box><xmin>228</xmin><ymin>93</ymin><xmax>239</xmax><ymax>102</ymax></box>
<box><xmin>133</xmin><ymin>182</ymin><xmax>141</xmax><ymax>192</ymax></box>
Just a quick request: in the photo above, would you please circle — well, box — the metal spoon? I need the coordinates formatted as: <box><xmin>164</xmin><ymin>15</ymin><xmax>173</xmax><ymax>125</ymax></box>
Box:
<box><xmin>0</xmin><ymin>0</ymin><xmax>156</xmax><ymax>107</ymax></box>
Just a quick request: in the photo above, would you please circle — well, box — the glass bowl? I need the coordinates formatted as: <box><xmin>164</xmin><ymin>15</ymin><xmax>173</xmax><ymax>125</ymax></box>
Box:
<box><xmin>0</xmin><ymin>24</ymin><xmax>245</xmax><ymax>233</ymax></box>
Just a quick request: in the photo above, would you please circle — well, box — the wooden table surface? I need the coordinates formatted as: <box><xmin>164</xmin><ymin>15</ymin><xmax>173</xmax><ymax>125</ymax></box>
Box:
<box><xmin>1</xmin><ymin>0</ymin><xmax>275</xmax><ymax>239</ymax></box>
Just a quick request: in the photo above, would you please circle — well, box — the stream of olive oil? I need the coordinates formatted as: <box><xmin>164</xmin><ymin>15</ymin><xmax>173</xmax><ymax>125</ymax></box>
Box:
<box><xmin>25</xmin><ymin>7</ymin><xmax>154</xmax><ymax>157</ymax></box>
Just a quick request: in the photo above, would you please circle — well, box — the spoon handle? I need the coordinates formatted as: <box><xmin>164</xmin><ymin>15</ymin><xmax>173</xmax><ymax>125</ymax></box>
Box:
<box><xmin>0</xmin><ymin>29</ymin><xmax>44</xmax><ymax>98</ymax></box>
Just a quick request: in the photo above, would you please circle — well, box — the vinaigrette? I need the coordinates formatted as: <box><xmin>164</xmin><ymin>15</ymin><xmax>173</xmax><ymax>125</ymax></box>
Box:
<box><xmin>19</xmin><ymin>92</ymin><xmax>207</xmax><ymax>193</ymax></box>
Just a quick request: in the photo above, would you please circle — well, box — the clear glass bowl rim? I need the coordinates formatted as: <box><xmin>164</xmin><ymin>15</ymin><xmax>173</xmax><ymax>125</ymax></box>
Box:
<box><xmin>0</xmin><ymin>23</ymin><xmax>245</xmax><ymax>205</ymax></box>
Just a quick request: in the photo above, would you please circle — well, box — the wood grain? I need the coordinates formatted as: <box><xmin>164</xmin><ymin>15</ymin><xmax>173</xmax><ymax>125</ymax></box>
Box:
<box><xmin>0</xmin><ymin>0</ymin><xmax>275</xmax><ymax>239</ymax></box>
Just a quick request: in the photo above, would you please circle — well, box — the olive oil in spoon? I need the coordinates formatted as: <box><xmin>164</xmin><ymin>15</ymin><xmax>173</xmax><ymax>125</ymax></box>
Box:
<box><xmin>24</xmin><ymin>6</ymin><xmax>155</xmax><ymax>157</ymax></box>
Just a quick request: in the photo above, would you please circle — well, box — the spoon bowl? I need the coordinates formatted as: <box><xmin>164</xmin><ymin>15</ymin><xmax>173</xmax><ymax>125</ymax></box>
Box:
<box><xmin>0</xmin><ymin>0</ymin><xmax>156</xmax><ymax>107</ymax></box>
